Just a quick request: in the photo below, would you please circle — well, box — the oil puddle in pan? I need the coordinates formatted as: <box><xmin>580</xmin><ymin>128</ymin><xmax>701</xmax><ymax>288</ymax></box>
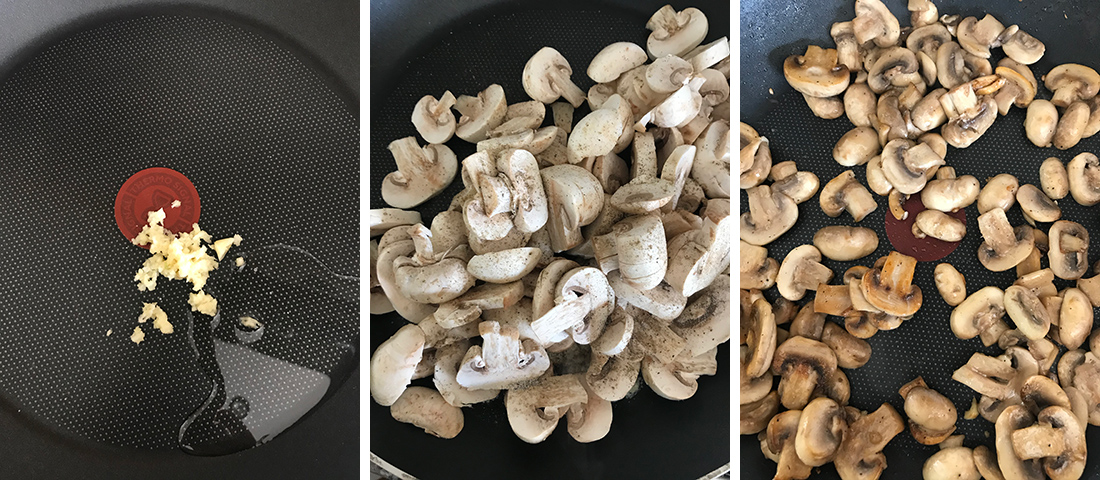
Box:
<box><xmin>179</xmin><ymin>244</ymin><xmax>358</xmax><ymax>455</ymax></box>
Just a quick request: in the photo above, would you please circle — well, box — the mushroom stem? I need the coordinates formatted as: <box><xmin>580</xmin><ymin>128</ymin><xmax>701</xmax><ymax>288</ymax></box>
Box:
<box><xmin>549</xmin><ymin>70</ymin><xmax>586</xmax><ymax>108</ymax></box>
<box><xmin>747</xmin><ymin>185</ymin><xmax>779</xmax><ymax>227</ymax></box>
<box><xmin>881</xmin><ymin>251</ymin><xmax>917</xmax><ymax>294</ymax></box>
<box><xmin>780</xmin><ymin>364</ymin><xmax>820</xmax><ymax>409</ymax></box>
<box><xmin>408</xmin><ymin>224</ymin><xmax>436</xmax><ymax>264</ymax></box>
<box><xmin>390</xmin><ymin>136</ymin><xmax>429</xmax><ymax>175</ymax></box>
<box><xmin>814</xmin><ymin>284</ymin><xmax>853</xmax><ymax>316</ymax></box>
<box><xmin>979</xmin><ymin>208</ymin><xmax>1015</xmax><ymax>253</ymax></box>
<box><xmin>434</xmin><ymin>91</ymin><xmax>457</xmax><ymax>117</ymax></box>
<box><xmin>1010</xmin><ymin>424</ymin><xmax>1065</xmax><ymax>459</ymax></box>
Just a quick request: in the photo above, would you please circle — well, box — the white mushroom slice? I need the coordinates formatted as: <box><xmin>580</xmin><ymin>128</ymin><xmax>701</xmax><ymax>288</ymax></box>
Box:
<box><xmin>812</xmin><ymin>226</ymin><xmax>878</xmax><ymax>262</ymax></box>
<box><xmin>957</xmin><ymin>15</ymin><xmax>1005</xmax><ymax>59</ymax></box>
<box><xmin>454</xmin><ymin>84</ymin><xmax>507</xmax><ymax>143</ymax></box>
<box><xmin>532</xmin><ymin>258</ymin><xmax>579</xmax><ymax>322</ymax></box>
<box><xmin>551</xmin><ymin>102</ymin><xmax>574</xmax><ymax>133</ymax></box>
<box><xmin>434</xmin><ymin>282</ymin><xmax>524</xmax><ymax>329</ymax></box>
<box><xmin>370</xmin><ymin>324</ymin><xmax>425</xmax><ymax>406</ymax></box>
<box><xmin>587</xmin><ymin>42</ymin><xmax>647</xmax><ymax>84</ymax></box>
<box><xmin>376</xmin><ymin>240</ymin><xmax>436</xmax><ymax>322</ymax></box>
<box><xmin>631</xmin><ymin>308</ymin><xmax>688</xmax><ymax>364</ymax></box>
<box><xmin>1045</xmin><ymin>64</ymin><xmax>1100</xmax><ymax>107</ymax></box>
<box><xmin>912</xmin><ymin>209</ymin><xmax>966</xmax><ymax>242</ymax></box>
<box><xmin>566</xmin><ymin>375</ymin><xmax>613</xmax><ymax>443</ymax></box>
<box><xmin>644</xmin><ymin>5</ymin><xmax>708</xmax><ymax>59</ymax></box>
<box><xmin>608</xmin><ymin>271</ymin><xmax>686</xmax><ymax>322</ymax></box>
<box><xmin>541</xmin><ymin>165</ymin><xmax>604</xmax><ymax>252</ymax></box>
<box><xmin>667</xmin><ymin>199</ymin><xmax>732</xmax><ymax>297</ymax></box>
<box><xmin>531</xmin><ymin>267</ymin><xmax>613</xmax><ymax>345</ymax></box>
<box><xmin>1060</xmin><ymin>288</ymin><xmax>1093</xmax><ymax>352</ymax></box>
<box><xmin>522</xmin><ymin>47</ymin><xmax>585</xmax><ymax>108</ymax></box>
<box><xmin>976</xmin><ymin>208</ymin><xmax>1035</xmax><ymax>272</ymax></box>
<box><xmin>646</xmin><ymin>54</ymin><xmax>694</xmax><ymax>94</ymax></box>
<box><xmin>390</xmin><ymin>386</ymin><xmax>464</xmax><ymax>439</ymax></box>
<box><xmin>381</xmin><ymin>137</ymin><xmax>458</xmax><ymax>209</ymax></box>
<box><xmin>692</xmin><ymin>120</ymin><xmax>731</xmax><ymax>199</ymax></box>
<box><xmin>569</xmin><ymin>102</ymin><xmax>625</xmax><ymax>161</ymax></box>
<box><xmin>670</xmin><ymin>275</ymin><xmax>731</xmax><ymax>357</ymax></box>
<box><xmin>882</xmin><ymin>139</ymin><xmax>943</xmax><ymax>194</ymax></box>
<box><xmin>587</xmin><ymin>352</ymin><xmax>640</xmax><ymax>402</ymax></box>
<box><xmin>456</xmin><ymin>321</ymin><xmax>550</xmax><ymax>390</ymax></box>
<box><xmin>505</xmin><ymin>374</ymin><xmax>588</xmax><ymax>444</ymax></box>
<box><xmin>393</xmin><ymin>248</ymin><xmax>475</xmax><ymax>304</ymax></box>
<box><xmin>686</xmin><ymin>36</ymin><xmax>730</xmax><ymax>72</ymax></box>
<box><xmin>795</xmin><ymin>397</ymin><xmax>847</xmax><ymax>467</ymax></box>
<box><xmin>659</xmin><ymin>145</ymin><xmax>697</xmax><ymax>213</ymax></box>
<box><xmin>642</xmin><ymin>346</ymin><xmax>716</xmax><ymax>400</ymax></box>
<box><xmin>591</xmin><ymin>307</ymin><xmax>634</xmax><ymax>356</ymax></box>
<box><xmin>1001</xmin><ymin>26</ymin><xmax>1045</xmax><ymax>65</ymax></box>
<box><xmin>635</xmin><ymin>79</ymin><xmax>705</xmax><ymax>131</ymax></box>
<box><xmin>411</xmin><ymin>91</ymin><xmax>457</xmax><ymax>144</ymax></box>
<box><xmin>433</xmin><ymin>341</ymin><xmax>500</xmax><ymax>407</ymax></box>
<box><xmin>466</xmin><ymin>247</ymin><xmax>541</xmax><ymax>284</ymax></box>
<box><xmin>1003</xmin><ymin>285</ymin><xmax>1051</xmax><ymax>341</ymax></box>
<box><xmin>741</xmin><ymin>241</ymin><xmax>779</xmax><ymax>290</ymax></box>
<box><xmin>369</xmin><ymin>209</ymin><xmax>422</xmax><ymax>237</ymax></box>
<box><xmin>593</xmin><ymin>215</ymin><xmax>667</xmax><ymax>290</ymax></box>
<box><xmin>1016</xmin><ymin>183</ymin><xmax>1061</xmax><ymax>224</ymax></box>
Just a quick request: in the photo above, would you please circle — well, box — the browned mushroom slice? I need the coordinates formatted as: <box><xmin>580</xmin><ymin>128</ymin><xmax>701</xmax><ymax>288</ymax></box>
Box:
<box><xmin>1068</xmin><ymin>152</ymin><xmax>1100</xmax><ymax>206</ymax></box>
<box><xmin>776</xmin><ymin>245</ymin><xmax>834</xmax><ymax>302</ymax></box>
<box><xmin>834</xmin><ymin>403</ymin><xmax>905</xmax><ymax>479</ymax></box>
<box><xmin>1045</xmin><ymin>63</ymin><xmax>1100</xmax><ymax>107</ymax></box>
<box><xmin>741</xmin><ymin>184</ymin><xmax>798</xmax><ymax>246</ymax></box>
<box><xmin>743</xmin><ymin>299</ymin><xmax>775</xmax><ymax>381</ymax></box>
<box><xmin>767</xmin><ymin>410</ymin><xmax>814</xmax><ymax>480</ymax></box>
<box><xmin>741</xmin><ymin>391</ymin><xmax>779</xmax><ymax>435</ymax></box>
<box><xmin>1048</xmin><ymin>221</ymin><xmax>1088</xmax><ymax>280</ymax></box>
<box><xmin>784</xmin><ymin>45</ymin><xmax>850</xmax><ymax>98</ymax></box>
<box><xmin>900</xmin><ymin>377</ymin><xmax>957</xmax><ymax>445</ymax></box>
<box><xmin>1016</xmin><ymin>184</ymin><xmax>1061</xmax><ymax>224</ymax></box>
<box><xmin>1010</xmin><ymin>406</ymin><xmax>1086</xmax><ymax>479</ymax></box>
<box><xmin>771</xmin><ymin>336</ymin><xmax>838</xmax><ymax>410</ymax></box>
<box><xmin>1003</xmin><ymin>285</ymin><xmax>1052</xmax><ymax>340</ymax></box>
<box><xmin>812</xmin><ymin>226</ymin><xmax>879</xmax><ymax>261</ymax></box>
<box><xmin>976</xmin><ymin>208</ymin><xmax>1035</xmax><ymax>272</ymax></box>
<box><xmin>821</xmin><ymin>322</ymin><xmax>871</xmax><ymax>369</ymax></box>
<box><xmin>861</xmin><ymin>251</ymin><xmax>922</xmax><ymax>317</ymax></box>
<box><xmin>820</xmin><ymin>170</ymin><xmax>878</xmax><ymax>222</ymax></box>
<box><xmin>814</xmin><ymin>284</ymin><xmax>853</xmax><ymax>317</ymax></box>
<box><xmin>794</xmin><ymin>397</ymin><xmax>847</xmax><ymax>467</ymax></box>
<box><xmin>1059</xmin><ymin>288</ymin><xmax>1093</xmax><ymax>351</ymax></box>
<box><xmin>995</xmin><ymin>405</ymin><xmax>1045</xmax><ymax>480</ymax></box>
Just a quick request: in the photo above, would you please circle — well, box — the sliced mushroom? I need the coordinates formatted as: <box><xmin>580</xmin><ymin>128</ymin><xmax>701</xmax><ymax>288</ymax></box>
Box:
<box><xmin>1066</xmin><ymin>152</ymin><xmax>1100</xmax><ymax>206</ymax></box>
<box><xmin>912</xmin><ymin>209</ymin><xmax>966</xmax><ymax>242</ymax></box>
<box><xmin>1055</xmin><ymin>101</ymin><xmax>1090</xmax><ymax>150</ymax></box>
<box><xmin>843</xmin><ymin>82</ymin><xmax>877</xmax><ymax>127</ymax></box>
<box><xmin>608</xmin><ymin>272</ymin><xmax>686</xmax><ymax>322</ymax></box>
<box><xmin>923</xmin><ymin>447</ymin><xmax>980</xmax><ymax>480</ymax></box>
<box><xmin>1016</xmin><ymin>184</ymin><xmax>1061</xmax><ymax>224</ymax></box>
<box><xmin>977</xmin><ymin>173</ymin><xmax>1019</xmax><ymax>214</ymax></box>
<box><xmin>907</xmin><ymin>23</ymin><xmax>951</xmax><ymax>57</ymax></box>
<box><xmin>455</xmin><ymin>321</ymin><xmax>551</xmax><ymax>390</ymax></box>
<box><xmin>1001</xmin><ymin>26</ymin><xmax>1045</xmax><ymax>65</ymax></box>
<box><xmin>1045</xmin><ymin>63</ymin><xmax>1100</xmax><ymax>107</ymax></box>
<box><xmin>821</xmin><ymin>322</ymin><xmax>871</xmax><ymax>369</ymax></box>
<box><xmin>866</xmin><ymin>47</ymin><xmax>921</xmax><ymax>94</ymax></box>
<box><xmin>972</xmin><ymin>445</ymin><xmax>1005</xmax><ymax>480</ymax></box>
<box><xmin>977</xmin><ymin>208</ymin><xmax>1035</xmax><ymax>272</ymax></box>
<box><xmin>834</xmin><ymin>403</ymin><xmax>905</xmax><ymax>480</ymax></box>
<box><xmin>833</xmin><ymin>126</ymin><xmax>880</xmax><ymax>167</ymax></box>
<box><xmin>741</xmin><ymin>241</ymin><xmax>778</xmax><ymax>290</ymax></box>
<box><xmin>922</xmin><ymin>175</ymin><xmax>981</xmax><ymax>212</ymax></box>
<box><xmin>1023</xmin><ymin>99</ymin><xmax>1059</xmax><ymax>148</ymax></box>
<box><xmin>935</xmin><ymin>263</ymin><xmax>967</xmax><ymax>306</ymax></box>
<box><xmin>382</xmin><ymin>137</ymin><xmax>458</xmax><ymax>209</ymax></box>
<box><xmin>956</xmin><ymin>14</ymin><xmax>1005</xmax><ymax>59</ymax></box>
<box><xmin>794</xmin><ymin>397</ymin><xmax>847</xmax><ymax>467</ymax></box>
<box><xmin>940</xmin><ymin>82</ymin><xmax>998</xmax><ymax>148</ymax></box>
<box><xmin>772</xmin><ymin>336</ymin><xmax>838</xmax><ymax>410</ymax></box>
<box><xmin>776</xmin><ymin>245</ymin><xmax>834</xmax><ymax>302</ymax></box>
<box><xmin>454</xmin><ymin>84</ymin><xmax>508</xmax><ymax>143</ymax></box>
<box><xmin>593</xmin><ymin>215</ymin><xmax>667</xmax><ymax>290</ymax></box>
<box><xmin>742</xmin><ymin>391</ymin><xmax>780</xmax><ymax>435</ymax></box>
<box><xmin>936</xmin><ymin>41</ymin><xmax>990</xmax><ymax>89</ymax></box>
<box><xmin>588</xmin><ymin>352</ymin><xmax>640</xmax><ymax>402</ymax></box>
<box><xmin>505</xmin><ymin>374</ymin><xmax>587</xmax><ymax>444</ymax></box>
<box><xmin>390</xmin><ymin>386</ymin><xmax>464</xmax><ymax>439</ymax></box>
<box><xmin>587</xmin><ymin>42</ymin><xmax>647</xmax><ymax>84</ymax></box>
<box><xmin>950</xmin><ymin>286</ymin><xmax>1008</xmax><ymax>344</ymax></box>
<box><xmin>541</xmin><ymin>165</ymin><xmax>604</xmax><ymax>252</ymax></box>
<box><xmin>530</xmin><ymin>267</ymin><xmax>613</xmax><ymax>345</ymax></box>
<box><xmin>853</xmin><ymin>0</ymin><xmax>901</xmax><ymax>47</ymax></box>
<box><xmin>645</xmin><ymin>5</ymin><xmax>708</xmax><ymax>59</ymax></box>
<box><xmin>771</xmin><ymin>162</ymin><xmax>820</xmax><ymax>204</ymax></box>
<box><xmin>1047</xmin><ymin>221</ymin><xmax>1088</xmax><ymax>280</ymax></box>
<box><xmin>993</xmin><ymin>65</ymin><xmax>1037</xmax><ymax>114</ymax></box>
<box><xmin>911</xmin><ymin>88</ymin><xmax>948</xmax><ymax>131</ymax></box>
<box><xmin>1003</xmin><ymin>285</ymin><xmax>1051</xmax><ymax>340</ymax></box>
<box><xmin>783</xmin><ymin>45</ymin><xmax>850</xmax><ymax>98</ymax></box>
<box><xmin>820</xmin><ymin>170</ymin><xmax>878</xmax><ymax>222</ymax></box>
<box><xmin>768</xmin><ymin>410</ymin><xmax>814</xmax><ymax>480</ymax></box>
<box><xmin>522</xmin><ymin>47</ymin><xmax>585</xmax><ymax>108</ymax></box>
<box><xmin>1010</xmin><ymin>406</ymin><xmax>1086</xmax><ymax>479</ymax></box>
<box><xmin>995</xmin><ymin>405</ymin><xmax>1045</xmax><ymax>480</ymax></box>
<box><xmin>642</xmin><ymin>346</ymin><xmax>716</xmax><ymax>400</ymax></box>
<box><xmin>861</xmin><ymin>251</ymin><xmax>922</xmax><ymax>317</ymax></box>
<box><xmin>900</xmin><ymin>377</ymin><xmax>957</xmax><ymax>445</ymax></box>
<box><xmin>466</xmin><ymin>247</ymin><xmax>541</xmax><ymax>284</ymax></box>
<box><xmin>370</xmin><ymin>324</ymin><xmax>426</xmax><ymax>406</ymax></box>
<box><xmin>666</xmin><ymin>199</ymin><xmax>732</xmax><ymax>297</ymax></box>
<box><xmin>370</xmin><ymin>209</ymin><xmax>424</xmax><ymax>238</ymax></box>
<box><xmin>812</xmin><ymin>226</ymin><xmax>879</xmax><ymax>261</ymax></box>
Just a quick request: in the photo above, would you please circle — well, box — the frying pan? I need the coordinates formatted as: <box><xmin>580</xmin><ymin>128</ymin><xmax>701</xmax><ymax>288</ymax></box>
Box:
<box><xmin>369</xmin><ymin>1</ymin><xmax>730</xmax><ymax>478</ymax></box>
<box><xmin>0</xmin><ymin>0</ymin><xmax>358</xmax><ymax>477</ymax></box>
<box><xmin>741</xmin><ymin>0</ymin><xmax>1100</xmax><ymax>478</ymax></box>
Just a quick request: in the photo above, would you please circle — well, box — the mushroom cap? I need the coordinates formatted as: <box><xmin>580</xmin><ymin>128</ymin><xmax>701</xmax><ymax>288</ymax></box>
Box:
<box><xmin>812</xmin><ymin>225</ymin><xmax>879</xmax><ymax>262</ymax></box>
<box><xmin>394</xmin><ymin>256</ymin><xmax>476</xmax><ymax>304</ymax></box>
<box><xmin>671</xmin><ymin>274</ymin><xmax>732</xmax><ymax>357</ymax></box>
<box><xmin>950</xmin><ymin>286</ymin><xmax>1006</xmax><ymax>340</ymax></box>
<box><xmin>821</xmin><ymin>322</ymin><xmax>871</xmax><ymax>369</ymax></box>
<box><xmin>853</xmin><ymin>0</ymin><xmax>901</xmax><ymax>47</ymax></box>
<box><xmin>923</xmin><ymin>447</ymin><xmax>980</xmax><ymax>480</ymax></box>
<box><xmin>776</xmin><ymin>245</ymin><xmax>833</xmax><ymax>301</ymax></box>
<box><xmin>743</xmin><ymin>297</ymin><xmax>777</xmax><ymax>379</ymax></box>
<box><xmin>1054</xmin><ymin>101</ymin><xmax>1089</xmax><ymax>150</ymax></box>
<box><xmin>454</xmin><ymin>84</ymin><xmax>508</xmax><ymax>142</ymax></box>
<box><xmin>971</xmin><ymin>445</ymin><xmax>1005</xmax><ymax>480</ymax></box>
<box><xmin>541</xmin><ymin>164</ymin><xmax>605</xmax><ymax>252</ymax></box>
<box><xmin>994</xmin><ymin>66</ymin><xmax>1037</xmax><ymax>114</ymax></box>
<box><xmin>942</xmin><ymin>95</ymin><xmax>998</xmax><ymax>148</ymax></box>
<box><xmin>432</xmin><ymin>340</ymin><xmax>500</xmax><ymax>407</ymax></box>
<box><xmin>641</xmin><ymin>347</ymin><xmax>716</xmax><ymax>401</ymax></box>
<box><xmin>645</xmin><ymin>5</ymin><xmax>708</xmax><ymax>58</ymax></box>
<box><xmin>1025</xmin><ymin>99</ymin><xmax>1058</xmax><ymax>148</ymax></box>
<box><xmin>382</xmin><ymin>138</ymin><xmax>458</xmax><ymax>209</ymax></box>
<box><xmin>1016</xmin><ymin>183</ymin><xmax>1061</xmax><ymax>223</ymax></box>
<box><xmin>370</xmin><ymin>324</ymin><xmax>426</xmax><ymax>406</ymax></box>
<box><xmin>587</xmin><ymin>42</ymin><xmax>647</xmax><ymax>83</ymax></box>
<box><xmin>921</xmin><ymin>174</ymin><xmax>981</xmax><ymax>213</ymax></box>
<box><xmin>566</xmin><ymin>375</ymin><xmax>614</xmax><ymax>443</ymax></box>
<box><xmin>819</xmin><ymin>170</ymin><xmax>877</xmax><ymax>222</ymax></box>
<box><xmin>1045</xmin><ymin>64</ymin><xmax>1100</xmax><ymax>107</ymax></box>
<box><xmin>1048</xmin><ymin>221</ymin><xmax>1089</xmax><ymax>280</ymax></box>
<box><xmin>1039</xmin><ymin>157</ymin><xmax>1069</xmax><ymax>200</ymax></box>
<box><xmin>498</xmin><ymin>149</ymin><xmax>550</xmax><ymax>234</ymax></box>
<box><xmin>1068</xmin><ymin>152</ymin><xmax>1100</xmax><ymax>206</ymax></box>
<box><xmin>934</xmin><ymin>263</ymin><xmax>967</xmax><ymax>306</ymax></box>
<box><xmin>1020</xmin><ymin>375</ymin><xmax>1071</xmax><ymax>415</ymax></box>
<box><xmin>1059</xmin><ymin>288</ymin><xmax>1093</xmax><ymax>351</ymax></box>
<box><xmin>833</xmin><ymin>126</ymin><xmax>881</xmax><ymax>167</ymax></box>
<box><xmin>977</xmin><ymin>173</ymin><xmax>1019</xmax><ymax>214</ymax></box>
<box><xmin>783</xmin><ymin>45</ymin><xmax>850</xmax><ymax>98</ymax></box>
<box><xmin>936</xmin><ymin>41</ymin><xmax>991</xmax><ymax>90</ymax></box>
<box><xmin>376</xmin><ymin>240</ymin><xmax>437</xmax><ymax>322</ymax></box>
<box><xmin>505</xmin><ymin>375</ymin><xmax>588</xmax><ymax>444</ymax></box>
<box><xmin>902</xmin><ymin>383</ymin><xmax>958</xmax><ymax>440</ymax></box>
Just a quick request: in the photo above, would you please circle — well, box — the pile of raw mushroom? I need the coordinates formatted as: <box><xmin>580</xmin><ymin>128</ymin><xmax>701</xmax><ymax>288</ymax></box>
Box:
<box><xmin>370</xmin><ymin>5</ymin><xmax>731</xmax><ymax>444</ymax></box>
<box><xmin>742</xmin><ymin>0</ymin><xmax>1100</xmax><ymax>479</ymax></box>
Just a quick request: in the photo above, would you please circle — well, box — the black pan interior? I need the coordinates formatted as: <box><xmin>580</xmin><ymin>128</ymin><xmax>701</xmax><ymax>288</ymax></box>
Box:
<box><xmin>369</xmin><ymin>1</ymin><xmax>730</xmax><ymax>478</ymax></box>
<box><xmin>741</xmin><ymin>0</ymin><xmax>1100</xmax><ymax>478</ymax></box>
<box><xmin>0</xmin><ymin>8</ymin><xmax>359</xmax><ymax>476</ymax></box>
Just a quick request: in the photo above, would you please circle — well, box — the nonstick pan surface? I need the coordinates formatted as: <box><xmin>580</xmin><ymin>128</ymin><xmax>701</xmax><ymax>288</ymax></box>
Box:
<box><xmin>742</xmin><ymin>0</ymin><xmax>1100</xmax><ymax>478</ymax></box>
<box><xmin>369</xmin><ymin>1</ymin><xmax>730</xmax><ymax>479</ymax></box>
<box><xmin>0</xmin><ymin>1</ymin><xmax>358</xmax><ymax>477</ymax></box>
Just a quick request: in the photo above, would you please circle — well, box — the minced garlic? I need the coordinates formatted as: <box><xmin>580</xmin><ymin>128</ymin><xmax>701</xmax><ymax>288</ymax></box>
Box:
<box><xmin>130</xmin><ymin>327</ymin><xmax>145</xmax><ymax>344</ymax></box>
<box><xmin>138</xmin><ymin>302</ymin><xmax>173</xmax><ymax>334</ymax></box>
<box><xmin>132</xmin><ymin>209</ymin><xmax>219</xmax><ymax>292</ymax></box>
<box><xmin>189</xmin><ymin>291</ymin><xmax>218</xmax><ymax>316</ymax></box>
